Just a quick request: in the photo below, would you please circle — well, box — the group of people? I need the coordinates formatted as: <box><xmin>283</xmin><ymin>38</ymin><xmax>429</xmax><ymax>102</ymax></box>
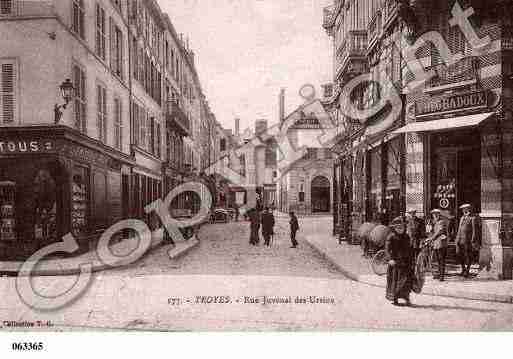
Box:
<box><xmin>385</xmin><ymin>203</ymin><xmax>481</xmax><ymax>306</ymax></box>
<box><xmin>247</xmin><ymin>208</ymin><xmax>300</xmax><ymax>248</ymax></box>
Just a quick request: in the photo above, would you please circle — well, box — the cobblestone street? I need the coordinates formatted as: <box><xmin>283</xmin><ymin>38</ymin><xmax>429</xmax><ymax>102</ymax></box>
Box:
<box><xmin>1</xmin><ymin>215</ymin><xmax>513</xmax><ymax>331</ymax></box>
<box><xmin>105</xmin><ymin>214</ymin><xmax>344</xmax><ymax>279</ymax></box>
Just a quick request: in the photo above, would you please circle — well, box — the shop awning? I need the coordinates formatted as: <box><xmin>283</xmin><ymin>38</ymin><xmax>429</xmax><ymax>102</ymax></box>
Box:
<box><xmin>392</xmin><ymin>112</ymin><xmax>495</xmax><ymax>134</ymax></box>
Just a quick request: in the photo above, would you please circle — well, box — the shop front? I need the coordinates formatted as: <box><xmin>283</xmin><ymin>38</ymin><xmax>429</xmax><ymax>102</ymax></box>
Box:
<box><xmin>333</xmin><ymin>154</ymin><xmax>353</xmax><ymax>241</ymax></box>
<box><xmin>394</xmin><ymin>88</ymin><xmax>513</xmax><ymax>278</ymax></box>
<box><xmin>0</xmin><ymin>126</ymin><xmax>133</xmax><ymax>261</ymax></box>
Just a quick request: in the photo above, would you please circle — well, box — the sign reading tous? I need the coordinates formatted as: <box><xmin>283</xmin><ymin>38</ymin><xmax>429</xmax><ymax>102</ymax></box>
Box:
<box><xmin>416</xmin><ymin>91</ymin><xmax>488</xmax><ymax>117</ymax></box>
<box><xmin>0</xmin><ymin>140</ymin><xmax>54</xmax><ymax>154</ymax></box>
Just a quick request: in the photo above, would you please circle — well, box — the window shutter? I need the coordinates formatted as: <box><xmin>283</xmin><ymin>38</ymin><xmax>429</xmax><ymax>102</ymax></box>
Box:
<box><xmin>109</xmin><ymin>17</ymin><xmax>115</xmax><ymax>70</ymax></box>
<box><xmin>0</xmin><ymin>0</ymin><xmax>13</xmax><ymax>15</ymax></box>
<box><xmin>156</xmin><ymin>122</ymin><xmax>161</xmax><ymax>158</ymax></box>
<box><xmin>1</xmin><ymin>60</ymin><xmax>17</xmax><ymax>123</ymax></box>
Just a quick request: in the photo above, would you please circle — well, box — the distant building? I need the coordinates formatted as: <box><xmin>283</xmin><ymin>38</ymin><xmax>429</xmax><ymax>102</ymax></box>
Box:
<box><xmin>277</xmin><ymin>100</ymin><xmax>335</xmax><ymax>215</ymax></box>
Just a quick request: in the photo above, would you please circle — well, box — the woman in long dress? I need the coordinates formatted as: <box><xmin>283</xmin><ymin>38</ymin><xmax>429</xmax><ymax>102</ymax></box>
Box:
<box><xmin>248</xmin><ymin>209</ymin><xmax>261</xmax><ymax>246</ymax></box>
<box><xmin>385</xmin><ymin>216</ymin><xmax>415</xmax><ymax>306</ymax></box>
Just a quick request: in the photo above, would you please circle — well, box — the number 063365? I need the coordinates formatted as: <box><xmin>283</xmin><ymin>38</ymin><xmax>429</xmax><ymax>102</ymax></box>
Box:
<box><xmin>11</xmin><ymin>342</ymin><xmax>44</xmax><ymax>351</ymax></box>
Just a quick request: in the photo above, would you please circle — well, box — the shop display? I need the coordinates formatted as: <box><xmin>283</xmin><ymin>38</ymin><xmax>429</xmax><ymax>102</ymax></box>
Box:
<box><xmin>71</xmin><ymin>180</ymin><xmax>87</xmax><ymax>235</ymax></box>
<box><xmin>0</xmin><ymin>181</ymin><xmax>16</xmax><ymax>241</ymax></box>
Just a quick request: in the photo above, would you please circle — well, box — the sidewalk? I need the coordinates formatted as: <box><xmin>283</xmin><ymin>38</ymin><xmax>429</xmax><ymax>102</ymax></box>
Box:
<box><xmin>303</xmin><ymin>232</ymin><xmax>513</xmax><ymax>304</ymax></box>
<box><xmin>0</xmin><ymin>234</ymin><xmax>200</xmax><ymax>277</ymax></box>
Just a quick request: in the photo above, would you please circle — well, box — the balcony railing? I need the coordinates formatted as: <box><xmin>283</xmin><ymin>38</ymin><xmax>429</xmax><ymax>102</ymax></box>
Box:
<box><xmin>322</xmin><ymin>5</ymin><xmax>336</xmax><ymax>32</ymax></box>
<box><xmin>427</xmin><ymin>56</ymin><xmax>479</xmax><ymax>89</ymax></box>
<box><xmin>166</xmin><ymin>99</ymin><xmax>191</xmax><ymax>136</ymax></box>
<box><xmin>0</xmin><ymin>1</ymin><xmax>54</xmax><ymax>17</ymax></box>
<box><xmin>367</xmin><ymin>11</ymin><xmax>382</xmax><ymax>51</ymax></box>
<box><xmin>335</xmin><ymin>30</ymin><xmax>368</xmax><ymax>80</ymax></box>
<box><xmin>382</xmin><ymin>0</ymin><xmax>399</xmax><ymax>29</ymax></box>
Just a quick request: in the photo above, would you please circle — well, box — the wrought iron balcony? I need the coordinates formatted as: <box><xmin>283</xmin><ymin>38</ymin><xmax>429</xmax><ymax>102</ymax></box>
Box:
<box><xmin>382</xmin><ymin>0</ymin><xmax>399</xmax><ymax>30</ymax></box>
<box><xmin>166</xmin><ymin>99</ymin><xmax>191</xmax><ymax>137</ymax></box>
<box><xmin>322</xmin><ymin>5</ymin><xmax>337</xmax><ymax>34</ymax></box>
<box><xmin>367</xmin><ymin>11</ymin><xmax>382</xmax><ymax>52</ymax></box>
<box><xmin>0</xmin><ymin>0</ymin><xmax>54</xmax><ymax>17</ymax></box>
<box><xmin>427</xmin><ymin>56</ymin><xmax>479</xmax><ymax>89</ymax></box>
<box><xmin>335</xmin><ymin>30</ymin><xmax>368</xmax><ymax>81</ymax></box>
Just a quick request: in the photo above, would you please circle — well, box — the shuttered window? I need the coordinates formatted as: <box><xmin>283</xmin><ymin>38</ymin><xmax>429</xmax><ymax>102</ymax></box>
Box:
<box><xmin>95</xmin><ymin>4</ymin><xmax>106</xmax><ymax>60</ymax></box>
<box><xmin>156</xmin><ymin>122</ymin><xmax>161</xmax><ymax>158</ymax></box>
<box><xmin>0</xmin><ymin>0</ymin><xmax>13</xmax><ymax>15</ymax></box>
<box><xmin>131</xmin><ymin>101</ymin><xmax>139</xmax><ymax>146</ymax></box>
<box><xmin>114</xmin><ymin>97</ymin><xmax>122</xmax><ymax>150</ymax></box>
<box><xmin>131</xmin><ymin>36</ymin><xmax>138</xmax><ymax>81</ymax></box>
<box><xmin>73</xmin><ymin>64</ymin><xmax>86</xmax><ymax>132</ymax></box>
<box><xmin>1</xmin><ymin>60</ymin><xmax>17</xmax><ymax>123</ymax></box>
<box><xmin>97</xmin><ymin>84</ymin><xmax>107</xmax><ymax>143</ymax></box>
<box><xmin>139</xmin><ymin>108</ymin><xmax>147</xmax><ymax>150</ymax></box>
<box><xmin>149</xmin><ymin>117</ymin><xmax>155</xmax><ymax>155</ymax></box>
<box><xmin>72</xmin><ymin>0</ymin><xmax>85</xmax><ymax>39</ymax></box>
<box><xmin>110</xmin><ymin>18</ymin><xmax>124</xmax><ymax>79</ymax></box>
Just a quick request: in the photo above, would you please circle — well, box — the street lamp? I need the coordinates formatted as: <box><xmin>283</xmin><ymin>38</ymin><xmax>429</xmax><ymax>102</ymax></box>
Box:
<box><xmin>54</xmin><ymin>78</ymin><xmax>75</xmax><ymax>124</ymax></box>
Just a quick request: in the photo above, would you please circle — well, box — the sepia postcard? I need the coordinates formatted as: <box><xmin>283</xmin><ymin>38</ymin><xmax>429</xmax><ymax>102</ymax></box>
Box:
<box><xmin>1</xmin><ymin>1</ymin><xmax>513</xmax><ymax>349</ymax></box>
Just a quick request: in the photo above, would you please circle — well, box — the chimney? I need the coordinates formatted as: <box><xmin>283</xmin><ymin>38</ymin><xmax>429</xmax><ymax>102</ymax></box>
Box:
<box><xmin>255</xmin><ymin>119</ymin><xmax>268</xmax><ymax>136</ymax></box>
<box><xmin>279</xmin><ymin>88</ymin><xmax>285</xmax><ymax>123</ymax></box>
<box><xmin>235</xmin><ymin>118</ymin><xmax>240</xmax><ymax>137</ymax></box>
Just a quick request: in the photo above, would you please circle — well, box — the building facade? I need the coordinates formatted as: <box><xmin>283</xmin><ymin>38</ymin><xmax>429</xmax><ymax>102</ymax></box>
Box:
<box><xmin>324</xmin><ymin>0</ymin><xmax>513</xmax><ymax>279</ymax></box>
<box><xmin>277</xmin><ymin>100</ymin><xmax>335</xmax><ymax>215</ymax></box>
<box><xmin>0</xmin><ymin>0</ymin><xmax>224</xmax><ymax>260</ymax></box>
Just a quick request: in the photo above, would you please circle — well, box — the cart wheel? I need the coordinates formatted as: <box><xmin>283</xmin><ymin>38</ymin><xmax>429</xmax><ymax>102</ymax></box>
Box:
<box><xmin>371</xmin><ymin>249</ymin><xmax>388</xmax><ymax>276</ymax></box>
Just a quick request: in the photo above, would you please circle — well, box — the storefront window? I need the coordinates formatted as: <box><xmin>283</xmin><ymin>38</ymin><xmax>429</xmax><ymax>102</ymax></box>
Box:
<box><xmin>71</xmin><ymin>166</ymin><xmax>89</xmax><ymax>236</ymax></box>
<box><xmin>92</xmin><ymin>170</ymin><xmax>107</xmax><ymax>229</ymax></box>
<box><xmin>0</xmin><ymin>181</ymin><xmax>16</xmax><ymax>241</ymax></box>
<box><xmin>369</xmin><ymin>147</ymin><xmax>382</xmax><ymax>221</ymax></box>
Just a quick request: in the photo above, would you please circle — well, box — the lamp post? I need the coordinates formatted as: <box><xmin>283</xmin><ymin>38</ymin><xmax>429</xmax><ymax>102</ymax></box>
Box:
<box><xmin>54</xmin><ymin>78</ymin><xmax>75</xmax><ymax>124</ymax></box>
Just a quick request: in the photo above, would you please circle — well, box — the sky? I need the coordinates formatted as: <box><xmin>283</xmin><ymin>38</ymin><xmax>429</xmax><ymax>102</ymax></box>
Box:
<box><xmin>159</xmin><ymin>0</ymin><xmax>333</xmax><ymax>134</ymax></box>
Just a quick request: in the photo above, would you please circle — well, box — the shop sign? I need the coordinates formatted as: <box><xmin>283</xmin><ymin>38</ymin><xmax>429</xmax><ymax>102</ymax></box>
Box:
<box><xmin>416</xmin><ymin>91</ymin><xmax>487</xmax><ymax>117</ymax></box>
<box><xmin>0</xmin><ymin>140</ymin><xmax>54</xmax><ymax>154</ymax></box>
<box><xmin>291</xmin><ymin>117</ymin><xmax>321</xmax><ymax>129</ymax></box>
<box><xmin>61</xmin><ymin>143</ymin><xmax>110</xmax><ymax>167</ymax></box>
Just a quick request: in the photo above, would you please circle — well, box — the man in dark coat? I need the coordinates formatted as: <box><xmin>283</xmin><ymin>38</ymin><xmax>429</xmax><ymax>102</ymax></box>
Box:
<box><xmin>385</xmin><ymin>216</ymin><xmax>414</xmax><ymax>306</ymax></box>
<box><xmin>456</xmin><ymin>204</ymin><xmax>480</xmax><ymax>278</ymax></box>
<box><xmin>248</xmin><ymin>209</ymin><xmax>261</xmax><ymax>246</ymax></box>
<box><xmin>406</xmin><ymin>209</ymin><xmax>425</xmax><ymax>260</ymax></box>
<box><xmin>289</xmin><ymin>211</ymin><xmax>299</xmax><ymax>248</ymax></box>
<box><xmin>261</xmin><ymin>207</ymin><xmax>275</xmax><ymax>247</ymax></box>
<box><xmin>429</xmin><ymin>209</ymin><xmax>448</xmax><ymax>282</ymax></box>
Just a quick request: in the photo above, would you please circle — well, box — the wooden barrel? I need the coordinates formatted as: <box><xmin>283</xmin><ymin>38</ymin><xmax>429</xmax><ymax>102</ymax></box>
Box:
<box><xmin>356</xmin><ymin>222</ymin><xmax>378</xmax><ymax>246</ymax></box>
<box><xmin>368</xmin><ymin>225</ymin><xmax>393</xmax><ymax>248</ymax></box>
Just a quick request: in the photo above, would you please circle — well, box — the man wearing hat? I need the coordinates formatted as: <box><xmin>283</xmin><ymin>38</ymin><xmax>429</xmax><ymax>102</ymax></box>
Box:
<box><xmin>406</xmin><ymin>209</ymin><xmax>425</xmax><ymax>260</ymax></box>
<box><xmin>455</xmin><ymin>204</ymin><xmax>480</xmax><ymax>278</ymax></box>
<box><xmin>428</xmin><ymin>209</ymin><xmax>448</xmax><ymax>281</ymax></box>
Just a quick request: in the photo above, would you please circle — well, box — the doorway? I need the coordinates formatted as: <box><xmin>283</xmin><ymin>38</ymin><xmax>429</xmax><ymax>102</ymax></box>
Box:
<box><xmin>311</xmin><ymin>176</ymin><xmax>330</xmax><ymax>213</ymax></box>
<box><xmin>430</xmin><ymin>130</ymin><xmax>481</xmax><ymax>219</ymax></box>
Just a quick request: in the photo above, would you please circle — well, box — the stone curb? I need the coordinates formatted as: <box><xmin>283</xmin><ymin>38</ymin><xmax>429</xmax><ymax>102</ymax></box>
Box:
<box><xmin>0</xmin><ymin>234</ymin><xmax>200</xmax><ymax>277</ymax></box>
<box><xmin>167</xmin><ymin>237</ymin><xmax>200</xmax><ymax>260</ymax></box>
<box><xmin>303</xmin><ymin>235</ymin><xmax>513</xmax><ymax>304</ymax></box>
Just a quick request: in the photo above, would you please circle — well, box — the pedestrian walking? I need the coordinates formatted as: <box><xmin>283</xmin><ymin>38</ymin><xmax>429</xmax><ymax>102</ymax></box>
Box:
<box><xmin>406</xmin><ymin>208</ymin><xmax>425</xmax><ymax>260</ymax></box>
<box><xmin>385</xmin><ymin>216</ymin><xmax>414</xmax><ymax>306</ymax></box>
<box><xmin>289</xmin><ymin>211</ymin><xmax>299</xmax><ymax>248</ymax></box>
<box><xmin>234</xmin><ymin>204</ymin><xmax>240</xmax><ymax>222</ymax></box>
<box><xmin>261</xmin><ymin>207</ymin><xmax>275</xmax><ymax>247</ymax></box>
<box><xmin>455</xmin><ymin>204</ymin><xmax>480</xmax><ymax>278</ymax></box>
<box><xmin>248</xmin><ymin>208</ymin><xmax>261</xmax><ymax>246</ymax></box>
<box><xmin>428</xmin><ymin>209</ymin><xmax>448</xmax><ymax>282</ymax></box>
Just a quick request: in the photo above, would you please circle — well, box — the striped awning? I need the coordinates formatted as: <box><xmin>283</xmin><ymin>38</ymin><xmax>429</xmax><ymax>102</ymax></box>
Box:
<box><xmin>392</xmin><ymin>112</ymin><xmax>494</xmax><ymax>134</ymax></box>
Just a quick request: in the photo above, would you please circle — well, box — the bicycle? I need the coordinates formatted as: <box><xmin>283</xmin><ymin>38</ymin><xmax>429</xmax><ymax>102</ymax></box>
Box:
<box><xmin>370</xmin><ymin>249</ymin><xmax>389</xmax><ymax>276</ymax></box>
<box><xmin>414</xmin><ymin>237</ymin><xmax>437</xmax><ymax>288</ymax></box>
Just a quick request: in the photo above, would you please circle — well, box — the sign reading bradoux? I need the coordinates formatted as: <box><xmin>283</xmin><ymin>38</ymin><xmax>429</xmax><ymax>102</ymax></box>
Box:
<box><xmin>415</xmin><ymin>91</ymin><xmax>488</xmax><ymax>117</ymax></box>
